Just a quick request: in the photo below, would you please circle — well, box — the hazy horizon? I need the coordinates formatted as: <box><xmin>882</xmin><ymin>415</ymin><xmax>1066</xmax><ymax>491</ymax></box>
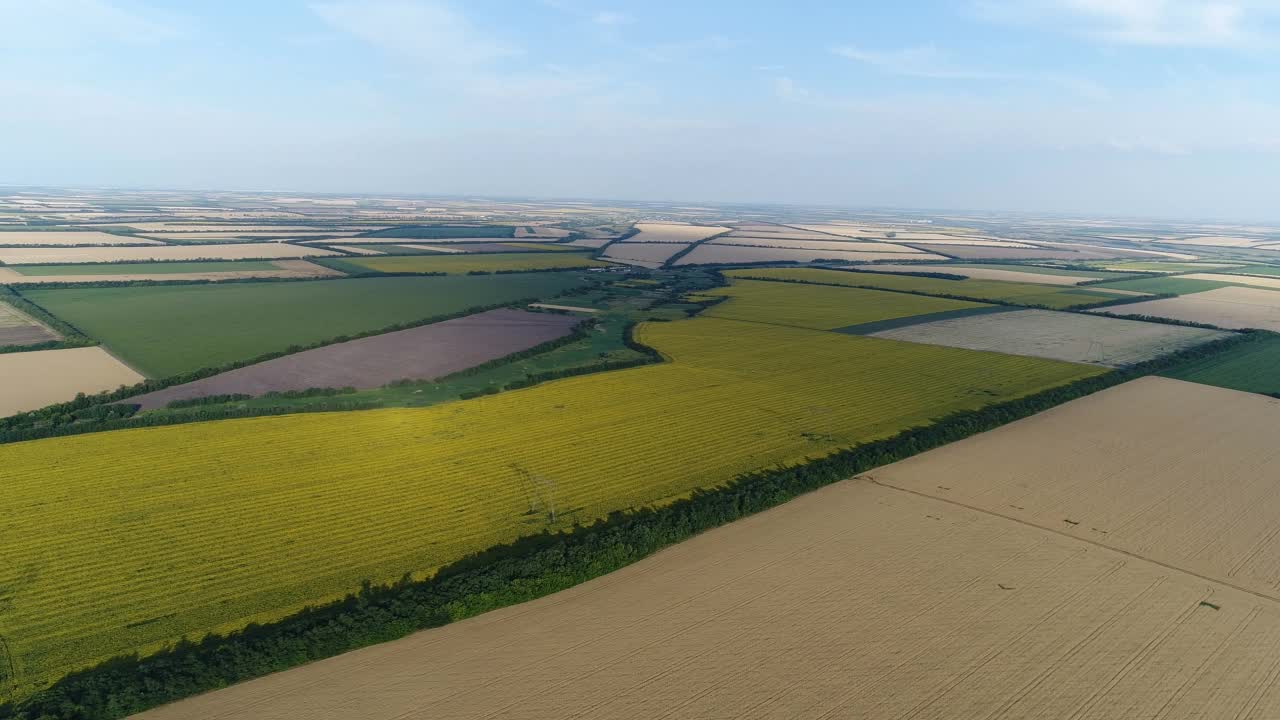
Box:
<box><xmin>4</xmin><ymin>0</ymin><xmax>1280</xmax><ymax>222</ymax></box>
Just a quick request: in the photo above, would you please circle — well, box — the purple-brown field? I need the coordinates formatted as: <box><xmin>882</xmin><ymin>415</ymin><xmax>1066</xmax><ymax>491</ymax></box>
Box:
<box><xmin>124</xmin><ymin>308</ymin><xmax>581</xmax><ymax>409</ymax></box>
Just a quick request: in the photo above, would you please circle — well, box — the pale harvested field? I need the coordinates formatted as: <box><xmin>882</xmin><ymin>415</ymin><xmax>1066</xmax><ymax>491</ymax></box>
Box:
<box><xmin>1038</xmin><ymin>241</ymin><xmax>1199</xmax><ymax>261</ymax></box>
<box><xmin>1165</xmin><ymin>236</ymin><xmax>1268</xmax><ymax>248</ymax></box>
<box><xmin>864</xmin><ymin>264</ymin><xmax>1099</xmax><ymax>286</ymax></box>
<box><xmin>0</xmin><ymin>347</ymin><xmax>144</xmax><ymax>416</ymax></box>
<box><xmin>138</xmin><ymin>231</ymin><xmax>362</xmax><ymax>240</ymax></box>
<box><xmin>0</xmin><ymin>244</ymin><xmax>341</xmax><ymax>265</ymax></box>
<box><xmin>328</xmin><ymin>245</ymin><xmax>385</xmax><ymax>255</ymax></box>
<box><xmin>713</xmin><ymin>236</ymin><xmax>920</xmax><ymax>253</ymax></box>
<box><xmin>307</xmin><ymin>236</ymin><xmax>517</xmax><ymax>245</ymax></box>
<box><xmin>602</xmin><ymin>242</ymin><xmax>689</xmax><ymax>267</ymax></box>
<box><xmin>398</xmin><ymin>244</ymin><xmax>468</xmax><ymax>254</ymax></box>
<box><xmin>0</xmin><ymin>231</ymin><xmax>161</xmax><ymax>246</ymax></box>
<box><xmin>935</xmin><ymin>245</ymin><xmax>1131</xmax><ymax>261</ymax></box>
<box><xmin>1096</xmin><ymin>286</ymin><xmax>1280</xmax><ymax>331</ymax></box>
<box><xmin>726</xmin><ymin>229</ymin><xmax>842</xmax><ymax>240</ymax></box>
<box><xmin>120</xmin><ymin>224</ymin><xmax>383</xmax><ymax>232</ymax></box>
<box><xmin>137</xmin><ymin>434</ymin><xmax>1280</xmax><ymax>720</ymax></box>
<box><xmin>1182</xmin><ymin>273</ymin><xmax>1280</xmax><ymax>290</ymax></box>
<box><xmin>867</xmin><ymin>377</ymin><xmax>1280</xmax><ymax>598</ymax></box>
<box><xmin>628</xmin><ymin>222</ymin><xmax>731</xmax><ymax>243</ymax></box>
<box><xmin>566</xmin><ymin>237</ymin><xmax>613</xmax><ymax>248</ymax></box>
<box><xmin>903</xmin><ymin>237</ymin><xmax>1038</xmax><ymax>248</ymax></box>
<box><xmin>674</xmin><ymin>244</ymin><xmax>941</xmax><ymax>266</ymax></box>
<box><xmin>871</xmin><ymin>309</ymin><xmax>1228</xmax><ymax>366</ymax></box>
<box><xmin>513</xmin><ymin>226</ymin><xmax>570</xmax><ymax>238</ymax></box>
<box><xmin>795</xmin><ymin>223</ymin><xmax>913</xmax><ymax>236</ymax></box>
<box><xmin>0</xmin><ymin>260</ymin><xmax>343</xmax><ymax>285</ymax></box>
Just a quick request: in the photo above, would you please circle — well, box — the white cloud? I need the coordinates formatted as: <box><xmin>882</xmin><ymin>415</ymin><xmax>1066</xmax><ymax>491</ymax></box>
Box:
<box><xmin>831</xmin><ymin>45</ymin><xmax>1013</xmax><ymax>80</ymax></box>
<box><xmin>312</xmin><ymin>1</ymin><xmax>517</xmax><ymax>68</ymax></box>
<box><xmin>977</xmin><ymin>0</ymin><xmax>1280</xmax><ymax>48</ymax></box>
<box><xmin>312</xmin><ymin>1</ymin><xmax>609</xmax><ymax>102</ymax></box>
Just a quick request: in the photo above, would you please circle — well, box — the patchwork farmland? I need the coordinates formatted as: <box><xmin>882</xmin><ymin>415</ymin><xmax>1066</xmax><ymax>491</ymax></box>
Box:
<box><xmin>22</xmin><ymin>273</ymin><xmax>589</xmax><ymax>376</ymax></box>
<box><xmin>9</xmin><ymin>190</ymin><xmax>1280</xmax><ymax>719</ymax></box>
<box><xmin>726</xmin><ymin>267</ymin><xmax>1130</xmax><ymax>308</ymax></box>
<box><xmin>0</xmin><ymin>315</ymin><xmax>1100</xmax><ymax>697</ymax></box>
<box><xmin>0</xmin><ymin>243</ymin><xmax>341</xmax><ymax>265</ymax></box>
<box><xmin>0</xmin><ymin>260</ymin><xmax>343</xmax><ymax>284</ymax></box>
<box><xmin>123</xmin><ymin>308</ymin><xmax>582</xmax><ymax>409</ymax></box>
<box><xmin>138</xmin><ymin>408</ymin><xmax>1280</xmax><ymax>719</ymax></box>
<box><xmin>674</xmin><ymin>244</ymin><xmax>942</xmax><ymax>265</ymax></box>
<box><xmin>328</xmin><ymin>252</ymin><xmax>610</xmax><ymax>274</ymax></box>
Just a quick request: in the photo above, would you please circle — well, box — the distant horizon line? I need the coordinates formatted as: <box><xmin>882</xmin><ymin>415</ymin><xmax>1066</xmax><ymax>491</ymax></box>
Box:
<box><xmin>1</xmin><ymin>182</ymin><xmax>1276</xmax><ymax>228</ymax></box>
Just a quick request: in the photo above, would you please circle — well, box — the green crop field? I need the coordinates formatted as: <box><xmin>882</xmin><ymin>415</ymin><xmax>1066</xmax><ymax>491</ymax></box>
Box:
<box><xmin>1090</xmin><ymin>276</ymin><xmax>1233</xmax><ymax>296</ymax></box>
<box><xmin>358</xmin><ymin>225</ymin><xmax>516</xmax><ymax>239</ymax></box>
<box><xmin>332</xmin><ymin>252</ymin><xmax>611</xmax><ymax>275</ymax></box>
<box><xmin>0</xmin><ymin>311</ymin><xmax>1103</xmax><ymax>701</ymax></box>
<box><xmin>1097</xmin><ymin>261</ymin><xmax>1245</xmax><ymax>273</ymax></box>
<box><xmin>501</xmin><ymin>242</ymin><xmax>580</xmax><ymax>252</ymax></box>
<box><xmin>11</xmin><ymin>261</ymin><xmax>281</xmax><ymax>276</ymax></box>
<box><xmin>1220</xmin><ymin>266</ymin><xmax>1280</xmax><ymax>278</ymax></box>
<box><xmin>725</xmin><ymin>267</ymin><xmax>1128</xmax><ymax>309</ymax></box>
<box><xmin>702</xmin><ymin>278</ymin><xmax>988</xmax><ymax>330</ymax></box>
<box><xmin>1161</xmin><ymin>332</ymin><xmax>1280</xmax><ymax>396</ymax></box>
<box><xmin>21</xmin><ymin>273</ymin><xmax>589</xmax><ymax>377</ymax></box>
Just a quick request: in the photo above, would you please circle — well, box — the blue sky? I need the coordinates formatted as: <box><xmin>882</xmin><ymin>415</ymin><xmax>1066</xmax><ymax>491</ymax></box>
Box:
<box><xmin>3</xmin><ymin>1</ymin><xmax>1280</xmax><ymax>220</ymax></box>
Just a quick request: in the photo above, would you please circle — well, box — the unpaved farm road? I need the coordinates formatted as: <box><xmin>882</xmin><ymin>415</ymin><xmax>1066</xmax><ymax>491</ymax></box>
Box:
<box><xmin>135</xmin><ymin>379</ymin><xmax>1280</xmax><ymax>720</ymax></box>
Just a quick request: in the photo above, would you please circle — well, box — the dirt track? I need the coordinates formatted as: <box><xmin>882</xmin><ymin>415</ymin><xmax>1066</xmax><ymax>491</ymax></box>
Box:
<box><xmin>124</xmin><ymin>309</ymin><xmax>580</xmax><ymax>409</ymax></box>
<box><xmin>133</xmin><ymin>377</ymin><xmax>1280</xmax><ymax>720</ymax></box>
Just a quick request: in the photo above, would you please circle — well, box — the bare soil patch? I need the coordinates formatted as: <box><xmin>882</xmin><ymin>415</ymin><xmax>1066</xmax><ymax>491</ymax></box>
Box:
<box><xmin>0</xmin><ymin>347</ymin><xmax>143</xmax><ymax>416</ymax></box>
<box><xmin>1096</xmin><ymin>286</ymin><xmax>1280</xmax><ymax>331</ymax></box>
<box><xmin>1181</xmin><ymin>272</ymin><xmax>1280</xmax><ymax>290</ymax></box>
<box><xmin>123</xmin><ymin>309</ymin><xmax>580</xmax><ymax>410</ymax></box>
<box><xmin>602</xmin><ymin>242</ymin><xmax>690</xmax><ymax>267</ymax></box>
<box><xmin>871</xmin><ymin>308</ymin><xmax>1229</xmax><ymax>366</ymax></box>
<box><xmin>0</xmin><ymin>231</ymin><xmax>161</xmax><ymax>246</ymax></box>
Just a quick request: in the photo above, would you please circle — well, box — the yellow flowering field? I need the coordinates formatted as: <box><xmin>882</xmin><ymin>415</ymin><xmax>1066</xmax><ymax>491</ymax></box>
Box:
<box><xmin>0</xmin><ymin>312</ymin><xmax>1103</xmax><ymax>698</ymax></box>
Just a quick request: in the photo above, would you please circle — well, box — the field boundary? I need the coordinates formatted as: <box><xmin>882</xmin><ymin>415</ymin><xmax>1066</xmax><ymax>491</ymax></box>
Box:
<box><xmin>0</xmin><ymin>294</ymin><xmax>576</xmax><ymax>444</ymax></box>
<box><xmin>834</xmin><ymin>305</ymin><xmax>1015</xmax><ymax>335</ymax></box>
<box><xmin>3</xmin><ymin>330</ymin><xmax>1253</xmax><ymax>719</ymax></box>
